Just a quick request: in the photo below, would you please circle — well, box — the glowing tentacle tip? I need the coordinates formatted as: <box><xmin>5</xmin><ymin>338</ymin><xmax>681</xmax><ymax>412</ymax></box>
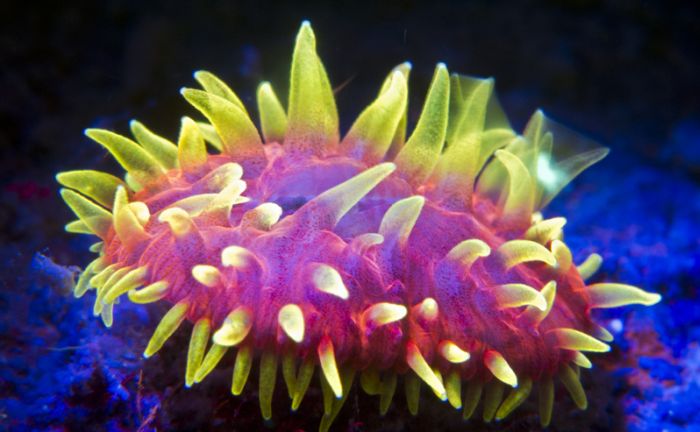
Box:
<box><xmin>438</xmin><ymin>340</ymin><xmax>471</xmax><ymax>363</ymax></box>
<box><xmin>406</xmin><ymin>341</ymin><xmax>447</xmax><ymax>400</ymax></box>
<box><xmin>446</xmin><ymin>239</ymin><xmax>491</xmax><ymax>268</ymax></box>
<box><xmin>143</xmin><ymin>302</ymin><xmax>189</xmax><ymax>358</ymax></box>
<box><xmin>158</xmin><ymin>207</ymin><xmax>195</xmax><ymax>236</ymax></box>
<box><xmin>318</xmin><ymin>336</ymin><xmax>343</xmax><ymax>398</ymax></box>
<box><xmin>588</xmin><ymin>283</ymin><xmax>661</xmax><ymax>308</ymax></box>
<box><xmin>497</xmin><ymin>239</ymin><xmax>557</xmax><ymax>270</ymax></box>
<box><xmin>577</xmin><ymin>253</ymin><xmax>603</xmax><ymax>280</ymax></box>
<box><xmin>415</xmin><ymin>297</ymin><xmax>439</xmax><ymax>320</ymax></box>
<box><xmin>243</xmin><ymin>202</ymin><xmax>283</xmax><ymax>230</ymax></box>
<box><xmin>212</xmin><ymin>306</ymin><xmax>253</xmax><ymax>346</ymax></box>
<box><xmin>550</xmin><ymin>328</ymin><xmax>611</xmax><ymax>353</ymax></box>
<box><xmin>128</xmin><ymin>280</ymin><xmax>169</xmax><ymax>304</ymax></box>
<box><xmin>484</xmin><ymin>350</ymin><xmax>518</xmax><ymax>388</ymax></box>
<box><xmin>494</xmin><ymin>283</ymin><xmax>547</xmax><ymax>311</ymax></box>
<box><xmin>278</xmin><ymin>304</ymin><xmax>305</xmax><ymax>343</ymax></box>
<box><xmin>191</xmin><ymin>264</ymin><xmax>222</xmax><ymax>287</ymax></box>
<box><xmin>221</xmin><ymin>245</ymin><xmax>255</xmax><ymax>268</ymax></box>
<box><xmin>311</xmin><ymin>264</ymin><xmax>349</xmax><ymax>300</ymax></box>
<box><xmin>364</xmin><ymin>302</ymin><xmax>407</xmax><ymax>327</ymax></box>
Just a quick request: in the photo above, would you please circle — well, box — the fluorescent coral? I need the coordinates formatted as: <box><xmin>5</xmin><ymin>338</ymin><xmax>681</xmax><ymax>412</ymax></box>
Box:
<box><xmin>57</xmin><ymin>21</ymin><xmax>661</xmax><ymax>430</ymax></box>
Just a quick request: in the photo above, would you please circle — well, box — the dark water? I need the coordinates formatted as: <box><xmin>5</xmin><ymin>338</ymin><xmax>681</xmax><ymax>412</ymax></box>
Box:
<box><xmin>1</xmin><ymin>1</ymin><xmax>699</xmax><ymax>431</ymax></box>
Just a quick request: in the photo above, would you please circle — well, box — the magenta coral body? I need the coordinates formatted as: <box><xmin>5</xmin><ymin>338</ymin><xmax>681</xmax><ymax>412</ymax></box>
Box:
<box><xmin>115</xmin><ymin>148</ymin><xmax>586</xmax><ymax>377</ymax></box>
<box><xmin>58</xmin><ymin>22</ymin><xmax>661</xmax><ymax>429</ymax></box>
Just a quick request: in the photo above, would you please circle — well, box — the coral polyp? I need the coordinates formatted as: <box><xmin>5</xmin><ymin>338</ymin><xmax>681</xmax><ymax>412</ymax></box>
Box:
<box><xmin>58</xmin><ymin>21</ymin><xmax>661</xmax><ymax>429</ymax></box>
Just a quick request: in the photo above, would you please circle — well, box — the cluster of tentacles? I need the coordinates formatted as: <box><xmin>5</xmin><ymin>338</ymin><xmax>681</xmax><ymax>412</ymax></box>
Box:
<box><xmin>58</xmin><ymin>21</ymin><xmax>661</xmax><ymax>430</ymax></box>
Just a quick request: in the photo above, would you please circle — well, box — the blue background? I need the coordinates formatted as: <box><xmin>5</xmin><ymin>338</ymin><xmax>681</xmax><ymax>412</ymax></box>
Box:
<box><xmin>1</xmin><ymin>1</ymin><xmax>698</xmax><ymax>430</ymax></box>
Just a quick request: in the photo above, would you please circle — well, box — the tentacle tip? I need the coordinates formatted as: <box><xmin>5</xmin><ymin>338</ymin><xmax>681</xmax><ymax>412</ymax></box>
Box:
<box><xmin>379</xmin><ymin>161</ymin><xmax>397</xmax><ymax>172</ymax></box>
<box><xmin>646</xmin><ymin>293</ymin><xmax>662</xmax><ymax>305</ymax></box>
<box><xmin>534</xmin><ymin>295</ymin><xmax>548</xmax><ymax>311</ymax></box>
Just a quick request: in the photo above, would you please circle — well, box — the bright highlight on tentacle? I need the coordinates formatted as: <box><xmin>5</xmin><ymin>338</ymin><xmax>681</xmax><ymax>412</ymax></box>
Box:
<box><xmin>363</xmin><ymin>302</ymin><xmax>408</xmax><ymax>327</ymax></box>
<box><xmin>572</xmin><ymin>351</ymin><xmax>593</xmax><ymax>369</ymax></box>
<box><xmin>158</xmin><ymin>207</ymin><xmax>195</xmax><ymax>237</ymax></box>
<box><xmin>113</xmin><ymin>186</ymin><xmax>150</xmax><ymax>248</ymax></box>
<box><xmin>521</xmin><ymin>280</ymin><xmax>557</xmax><ymax>325</ymax></box>
<box><xmin>406</xmin><ymin>341</ymin><xmax>447</xmax><ymax>400</ymax></box>
<box><xmin>221</xmin><ymin>245</ymin><xmax>256</xmax><ymax>269</ymax></box>
<box><xmin>438</xmin><ymin>340</ymin><xmax>471</xmax><ymax>363</ymax></box>
<box><xmin>278</xmin><ymin>304</ymin><xmax>305</xmax><ymax>343</ymax></box>
<box><xmin>186</xmin><ymin>318</ymin><xmax>211</xmax><ymax>387</ymax></box>
<box><xmin>394</xmin><ymin>63</ymin><xmax>450</xmax><ymax>186</ymax></box>
<box><xmin>60</xmin><ymin>189</ymin><xmax>112</xmax><ymax>238</ymax></box>
<box><xmin>286</xmin><ymin>21</ymin><xmax>339</xmax><ymax>156</ymax></box>
<box><xmin>85</xmin><ymin>128</ymin><xmax>166</xmax><ymax>185</ymax></box>
<box><xmin>415</xmin><ymin>297</ymin><xmax>439</xmax><ymax>320</ymax></box>
<box><xmin>588</xmin><ymin>283</ymin><xmax>662</xmax><ymax>308</ymax></box>
<box><xmin>550</xmin><ymin>328</ymin><xmax>611</xmax><ymax>353</ymax></box>
<box><xmin>497</xmin><ymin>239</ymin><xmax>557</xmax><ymax>270</ymax></box>
<box><xmin>577</xmin><ymin>253</ymin><xmax>603</xmax><ymax>280</ymax></box>
<box><xmin>195</xmin><ymin>343</ymin><xmax>228</xmax><ymax>383</ymax></box>
<box><xmin>144</xmin><ymin>302</ymin><xmax>189</xmax><ymax>358</ymax></box>
<box><xmin>213</xmin><ymin>307</ymin><xmax>253</xmax><ymax>347</ymax></box>
<box><xmin>181</xmin><ymin>88</ymin><xmax>265</xmax><ymax>170</ymax></box>
<box><xmin>129</xmin><ymin>120</ymin><xmax>178</xmax><ymax>169</ymax></box>
<box><xmin>493</xmin><ymin>283</ymin><xmax>547</xmax><ymax>310</ymax></box>
<box><xmin>191</xmin><ymin>264</ymin><xmax>221</xmax><ymax>287</ymax></box>
<box><xmin>343</xmin><ymin>70</ymin><xmax>408</xmax><ymax>164</ymax></box>
<box><xmin>525</xmin><ymin>217</ymin><xmax>566</xmax><ymax>244</ymax></box>
<box><xmin>128</xmin><ymin>280</ymin><xmax>169</xmax><ymax>304</ymax></box>
<box><xmin>484</xmin><ymin>350</ymin><xmax>518</xmax><ymax>387</ymax></box>
<box><xmin>494</xmin><ymin>149</ymin><xmax>535</xmax><ymax>226</ymax></box>
<box><xmin>551</xmin><ymin>239</ymin><xmax>573</xmax><ymax>272</ymax></box>
<box><xmin>103</xmin><ymin>266</ymin><xmax>148</xmax><ymax>303</ymax></box>
<box><xmin>318</xmin><ymin>336</ymin><xmax>343</xmax><ymax>398</ymax></box>
<box><xmin>302</xmin><ymin>162</ymin><xmax>396</xmax><ymax>229</ymax></box>
<box><xmin>311</xmin><ymin>264</ymin><xmax>349</xmax><ymax>299</ymax></box>
<box><xmin>256</xmin><ymin>81</ymin><xmax>287</xmax><ymax>144</ymax></box>
<box><xmin>56</xmin><ymin>170</ymin><xmax>124</xmax><ymax>209</ymax></box>
<box><xmin>445</xmin><ymin>238</ymin><xmax>491</xmax><ymax>268</ymax></box>
<box><xmin>378</xmin><ymin>195</ymin><xmax>425</xmax><ymax>248</ymax></box>
<box><xmin>243</xmin><ymin>202</ymin><xmax>283</xmax><ymax>230</ymax></box>
<box><xmin>177</xmin><ymin>116</ymin><xmax>208</xmax><ymax>176</ymax></box>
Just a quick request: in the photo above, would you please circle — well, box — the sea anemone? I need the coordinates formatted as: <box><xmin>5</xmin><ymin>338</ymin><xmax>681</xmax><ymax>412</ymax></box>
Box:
<box><xmin>57</xmin><ymin>21</ymin><xmax>661</xmax><ymax>430</ymax></box>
